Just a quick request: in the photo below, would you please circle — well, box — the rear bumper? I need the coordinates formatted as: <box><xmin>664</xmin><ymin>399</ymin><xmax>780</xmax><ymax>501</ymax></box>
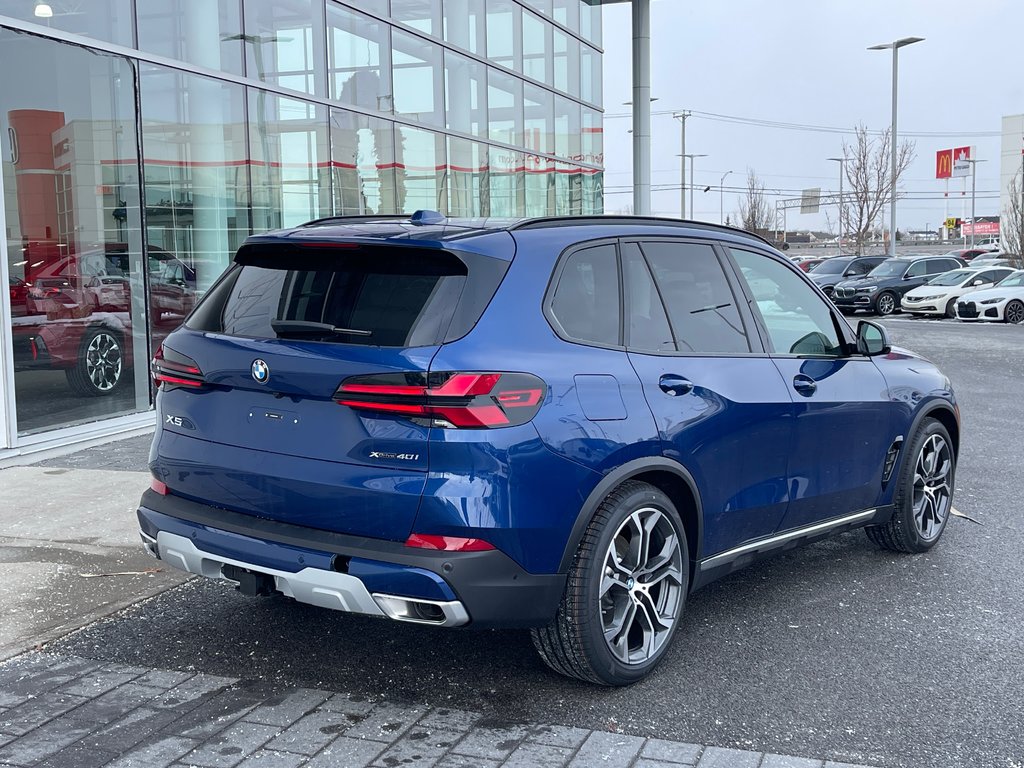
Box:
<box><xmin>137</xmin><ymin>489</ymin><xmax>565</xmax><ymax>629</ymax></box>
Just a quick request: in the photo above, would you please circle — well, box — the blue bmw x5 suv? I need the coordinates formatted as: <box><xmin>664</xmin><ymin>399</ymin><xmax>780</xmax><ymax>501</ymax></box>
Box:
<box><xmin>138</xmin><ymin>213</ymin><xmax>959</xmax><ymax>685</ymax></box>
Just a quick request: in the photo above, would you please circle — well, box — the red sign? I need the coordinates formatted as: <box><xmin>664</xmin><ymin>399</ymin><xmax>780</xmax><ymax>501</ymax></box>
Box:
<box><xmin>935</xmin><ymin>149</ymin><xmax>953</xmax><ymax>179</ymax></box>
<box><xmin>952</xmin><ymin>146</ymin><xmax>971</xmax><ymax>178</ymax></box>
<box><xmin>961</xmin><ymin>219</ymin><xmax>1000</xmax><ymax>236</ymax></box>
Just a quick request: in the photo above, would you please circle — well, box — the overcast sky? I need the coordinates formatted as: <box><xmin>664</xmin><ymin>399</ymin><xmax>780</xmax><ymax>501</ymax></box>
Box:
<box><xmin>600</xmin><ymin>0</ymin><xmax>1024</xmax><ymax>233</ymax></box>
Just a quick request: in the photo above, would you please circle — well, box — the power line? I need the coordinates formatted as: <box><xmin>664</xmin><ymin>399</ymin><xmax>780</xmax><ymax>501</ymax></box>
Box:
<box><xmin>602</xmin><ymin>108</ymin><xmax>1001</xmax><ymax>139</ymax></box>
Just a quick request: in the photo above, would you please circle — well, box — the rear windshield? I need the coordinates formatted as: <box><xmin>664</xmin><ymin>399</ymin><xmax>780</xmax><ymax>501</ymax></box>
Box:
<box><xmin>811</xmin><ymin>258</ymin><xmax>853</xmax><ymax>275</ymax></box>
<box><xmin>188</xmin><ymin>244</ymin><xmax>507</xmax><ymax>347</ymax></box>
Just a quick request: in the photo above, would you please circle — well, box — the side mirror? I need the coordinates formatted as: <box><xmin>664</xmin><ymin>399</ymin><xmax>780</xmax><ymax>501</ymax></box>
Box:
<box><xmin>857</xmin><ymin>320</ymin><xmax>890</xmax><ymax>356</ymax></box>
<box><xmin>971</xmin><ymin>279</ymin><xmax>984</xmax><ymax>286</ymax></box>
<box><xmin>902</xmin><ymin>273</ymin><xmax>916</xmax><ymax>280</ymax></box>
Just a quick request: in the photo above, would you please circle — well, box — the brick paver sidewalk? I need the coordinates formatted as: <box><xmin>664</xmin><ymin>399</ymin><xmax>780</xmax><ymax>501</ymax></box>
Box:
<box><xmin>0</xmin><ymin>653</ymin><xmax>876</xmax><ymax>768</ymax></box>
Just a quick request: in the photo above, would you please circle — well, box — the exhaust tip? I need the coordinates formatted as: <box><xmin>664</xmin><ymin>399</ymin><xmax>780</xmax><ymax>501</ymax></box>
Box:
<box><xmin>372</xmin><ymin>594</ymin><xmax>469</xmax><ymax>627</ymax></box>
<box><xmin>140</xmin><ymin>531</ymin><xmax>159</xmax><ymax>559</ymax></box>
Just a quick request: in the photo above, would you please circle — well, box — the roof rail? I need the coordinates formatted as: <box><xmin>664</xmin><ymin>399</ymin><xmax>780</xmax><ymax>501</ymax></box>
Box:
<box><xmin>508</xmin><ymin>215</ymin><xmax>774</xmax><ymax>247</ymax></box>
<box><xmin>299</xmin><ymin>213</ymin><xmax>411</xmax><ymax>227</ymax></box>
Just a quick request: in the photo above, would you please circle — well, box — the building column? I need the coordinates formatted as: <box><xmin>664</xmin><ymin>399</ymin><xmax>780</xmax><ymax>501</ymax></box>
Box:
<box><xmin>631</xmin><ymin>0</ymin><xmax>651</xmax><ymax>216</ymax></box>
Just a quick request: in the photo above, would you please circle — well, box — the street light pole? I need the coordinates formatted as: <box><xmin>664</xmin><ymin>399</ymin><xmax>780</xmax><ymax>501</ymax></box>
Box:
<box><xmin>869</xmin><ymin>36</ymin><xmax>923</xmax><ymax>257</ymax></box>
<box><xmin>720</xmin><ymin>170</ymin><xmax>733</xmax><ymax>225</ymax></box>
<box><xmin>674</xmin><ymin>111</ymin><xmax>690</xmax><ymax>218</ymax></box>
<box><xmin>828</xmin><ymin>157</ymin><xmax>845</xmax><ymax>255</ymax></box>
<box><xmin>682</xmin><ymin>153</ymin><xmax>707</xmax><ymax>220</ymax></box>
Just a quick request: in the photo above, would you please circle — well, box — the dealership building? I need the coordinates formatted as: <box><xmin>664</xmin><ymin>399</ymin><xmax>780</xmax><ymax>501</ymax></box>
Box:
<box><xmin>0</xmin><ymin>1</ymin><xmax>610</xmax><ymax>459</ymax></box>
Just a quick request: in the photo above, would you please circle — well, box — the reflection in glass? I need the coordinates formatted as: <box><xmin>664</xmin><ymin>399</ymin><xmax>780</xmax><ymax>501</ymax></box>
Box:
<box><xmin>448</xmin><ymin>138</ymin><xmax>490</xmax><ymax>217</ymax></box>
<box><xmin>552</xmin><ymin>0</ymin><xmax>579</xmax><ymax>29</ymax></box>
<box><xmin>486</xmin><ymin>0</ymin><xmax>521</xmax><ymax>71</ymax></box>
<box><xmin>0</xmin><ymin>0</ymin><xmax>132</xmax><ymax>45</ymax></box>
<box><xmin>525</xmin><ymin>155</ymin><xmax>554</xmax><ymax>217</ymax></box>
<box><xmin>555</xmin><ymin>161</ymin><xmax>584</xmax><ymax>216</ymax></box>
<box><xmin>396</xmin><ymin>126</ymin><xmax>446</xmax><ymax>213</ymax></box>
<box><xmin>249</xmin><ymin>90</ymin><xmax>331</xmax><ymax>231</ymax></box>
<box><xmin>330</xmin><ymin>109</ymin><xmax>398</xmax><ymax>215</ymax></box>
<box><xmin>522</xmin><ymin>10</ymin><xmax>551</xmax><ymax>85</ymax></box>
<box><xmin>444</xmin><ymin>50</ymin><xmax>488</xmax><ymax>137</ymax></box>
<box><xmin>0</xmin><ymin>29</ymin><xmax>147</xmax><ymax>434</ymax></box>
<box><xmin>553</xmin><ymin>28</ymin><xmax>579</xmax><ymax>97</ymax></box>
<box><xmin>391</xmin><ymin>0</ymin><xmax>442</xmax><ymax>37</ymax></box>
<box><xmin>392</xmin><ymin>29</ymin><xmax>445</xmax><ymax>127</ymax></box>
<box><xmin>580</xmin><ymin>0</ymin><xmax>602</xmax><ymax>45</ymax></box>
<box><xmin>581</xmin><ymin>43</ymin><xmax>601</xmax><ymax>105</ymax></box>
<box><xmin>524</xmin><ymin>83</ymin><xmax>553</xmax><ymax>155</ymax></box>
<box><xmin>140</xmin><ymin>67</ymin><xmax>250</xmax><ymax>297</ymax></box>
<box><xmin>242</xmin><ymin>0</ymin><xmax>326</xmax><ymax>96</ymax></box>
<box><xmin>327</xmin><ymin>3</ymin><xmax>393</xmax><ymax>113</ymax></box>
<box><xmin>489</xmin><ymin>148</ymin><xmax>524</xmax><ymax>217</ymax></box>
<box><xmin>136</xmin><ymin>0</ymin><xmax>244</xmax><ymax>75</ymax></box>
<box><xmin>582</xmin><ymin>107</ymin><xmax>603</xmax><ymax>166</ymax></box>
<box><xmin>554</xmin><ymin>96</ymin><xmax>581</xmax><ymax>160</ymax></box>
<box><xmin>442</xmin><ymin>0</ymin><xmax>486</xmax><ymax>55</ymax></box>
<box><xmin>487</xmin><ymin>68</ymin><xmax>523</xmax><ymax>146</ymax></box>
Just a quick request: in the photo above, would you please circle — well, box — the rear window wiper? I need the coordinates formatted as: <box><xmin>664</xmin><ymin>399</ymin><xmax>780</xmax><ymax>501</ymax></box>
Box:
<box><xmin>270</xmin><ymin>320</ymin><xmax>372</xmax><ymax>337</ymax></box>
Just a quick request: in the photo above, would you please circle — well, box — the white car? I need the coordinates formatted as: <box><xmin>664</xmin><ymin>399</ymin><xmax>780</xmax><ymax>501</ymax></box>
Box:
<box><xmin>955</xmin><ymin>270</ymin><xmax>1024</xmax><ymax>323</ymax></box>
<box><xmin>900</xmin><ymin>265</ymin><xmax>1016</xmax><ymax>318</ymax></box>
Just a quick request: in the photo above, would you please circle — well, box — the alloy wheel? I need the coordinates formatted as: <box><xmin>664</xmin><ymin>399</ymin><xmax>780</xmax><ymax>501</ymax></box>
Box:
<box><xmin>876</xmin><ymin>293</ymin><xmax>896</xmax><ymax>315</ymax></box>
<box><xmin>1006</xmin><ymin>300</ymin><xmax>1024</xmax><ymax>324</ymax></box>
<box><xmin>85</xmin><ymin>332</ymin><xmax>122</xmax><ymax>392</ymax></box>
<box><xmin>600</xmin><ymin>507</ymin><xmax>684</xmax><ymax>665</ymax></box>
<box><xmin>912</xmin><ymin>433</ymin><xmax>952</xmax><ymax>541</ymax></box>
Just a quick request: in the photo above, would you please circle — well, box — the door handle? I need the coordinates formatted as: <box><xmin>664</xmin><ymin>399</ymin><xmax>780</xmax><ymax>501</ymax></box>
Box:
<box><xmin>792</xmin><ymin>374</ymin><xmax>817</xmax><ymax>396</ymax></box>
<box><xmin>659</xmin><ymin>375</ymin><xmax>694</xmax><ymax>397</ymax></box>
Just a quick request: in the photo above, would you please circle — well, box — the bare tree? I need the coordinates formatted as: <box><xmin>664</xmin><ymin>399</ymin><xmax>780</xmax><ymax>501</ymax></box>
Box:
<box><xmin>738</xmin><ymin>169</ymin><xmax>774</xmax><ymax>236</ymax></box>
<box><xmin>841</xmin><ymin>124</ymin><xmax>914</xmax><ymax>253</ymax></box>
<box><xmin>1003</xmin><ymin>171</ymin><xmax>1024</xmax><ymax>267</ymax></box>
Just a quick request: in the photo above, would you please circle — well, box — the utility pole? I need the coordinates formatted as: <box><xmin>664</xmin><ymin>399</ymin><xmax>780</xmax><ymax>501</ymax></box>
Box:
<box><xmin>683</xmin><ymin>153</ymin><xmax>706</xmax><ymax>221</ymax></box>
<box><xmin>673</xmin><ymin>111</ymin><xmax>691</xmax><ymax>218</ymax></box>
<box><xmin>828</xmin><ymin>157</ymin><xmax>844</xmax><ymax>255</ymax></box>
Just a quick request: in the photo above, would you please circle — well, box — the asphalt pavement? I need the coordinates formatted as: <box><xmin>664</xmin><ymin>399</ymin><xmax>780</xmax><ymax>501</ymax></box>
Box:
<box><xmin>8</xmin><ymin>317</ymin><xmax>1024</xmax><ymax>768</ymax></box>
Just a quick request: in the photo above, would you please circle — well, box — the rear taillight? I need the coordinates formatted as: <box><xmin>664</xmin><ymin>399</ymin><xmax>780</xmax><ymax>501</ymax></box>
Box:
<box><xmin>152</xmin><ymin>344</ymin><xmax>205</xmax><ymax>389</ymax></box>
<box><xmin>334</xmin><ymin>371</ymin><xmax>545</xmax><ymax>429</ymax></box>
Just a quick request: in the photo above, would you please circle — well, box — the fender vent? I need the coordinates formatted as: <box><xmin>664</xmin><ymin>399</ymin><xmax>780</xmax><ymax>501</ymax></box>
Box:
<box><xmin>882</xmin><ymin>437</ymin><xmax>904</xmax><ymax>485</ymax></box>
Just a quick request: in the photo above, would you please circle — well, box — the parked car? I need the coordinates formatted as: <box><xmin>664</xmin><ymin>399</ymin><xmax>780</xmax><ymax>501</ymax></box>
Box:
<box><xmin>831</xmin><ymin>254</ymin><xmax>966</xmax><ymax>315</ymax></box>
<box><xmin>12</xmin><ymin>244</ymin><xmax>196</xmax><ymax>396</ymax></box>
<box><xmin>796</xmin><ymin>257</ymin><xmax>825</xmax><ymax>272</ymax></box>
<box><xmin>969</xmin><ymin>256</ymin><xmax>1016</xmax><ymax>268</ymax></box>
<box><xmin>806</xmin><ymin>255</ymin><xmax>887</xmax><ymax>298</ymax></box>
<box><xmin>9</xmin><ymin>276</ymin><xmax>29</xmax><ymax>317</ymax></box>
<box><xmin>943</xmin><ymin>248</ymin><xmax>991</xmax><ymax>262</ymax></box>
<box><xmin>900</xmin><ymin>266</ymin><xmax>1015</xmax><ymax>318</ymax></box>
<box><xmin>975</xmin><ymin>238</ymin><xmax>1000</xmax><ymax>252</ymax></box>
<box><xmin>137</xmin><ymin>212</ymin><xmax>960</xmax><ymax>686</ymax></box>
<box><xmin>956</xmin><ymin>270</ymin><xmax>1024</xmax><ymax>323</ymax></box>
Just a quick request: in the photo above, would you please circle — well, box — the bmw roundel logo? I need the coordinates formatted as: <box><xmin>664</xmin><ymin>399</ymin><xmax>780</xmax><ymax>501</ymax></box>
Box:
<box><xmin>251</xmin><ymin>359</ymin><xmax>270</xmax><ymax>384</ymax></box>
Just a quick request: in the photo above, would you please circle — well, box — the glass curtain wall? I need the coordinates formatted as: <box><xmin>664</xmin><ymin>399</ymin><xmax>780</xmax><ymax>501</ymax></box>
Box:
<box><xmin>0</xmin><ymin>0</ymin><xmax>603</xmax><ymax>443</ymax></box>
<box><xmin>1</xmin><ymin>29</ymin><xmax>147</xmax><ymax>434</ymax></box>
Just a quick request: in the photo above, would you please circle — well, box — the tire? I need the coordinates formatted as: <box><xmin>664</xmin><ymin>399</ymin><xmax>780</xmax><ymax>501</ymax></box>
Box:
<box><xmin>874</xmin><ymin>291</ymin><xmax>898</xmax><ymax>316</ymax></box>
<box><xmin>531</xmin><ymin>481</ymin><xmax>689</xmax><ymax>686</ymax></box>
<box><xmin>865</xmin><ymin>418</ymin><xmax>955</xmax><ymax>553</ymax></box>
<box><xmin>1005</xmin><ymin>300</ymin><xmax>1024</xmax><ymax>324</ymax></box>
<box><xmin>944</xmin><ymin>298</ymin><xmax>957</xmax><ymax>319</ymax></box>
<box><xmin>66</xmin><ymin>327</ymin><xmax>125</xmax><ymax>397</ymax></box>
